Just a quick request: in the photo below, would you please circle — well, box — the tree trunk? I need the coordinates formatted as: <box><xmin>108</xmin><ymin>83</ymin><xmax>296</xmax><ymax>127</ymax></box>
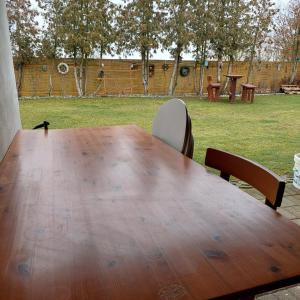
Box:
<box><xmin>141</xmin><ymin>51</ymin><xmax>145</xmax><ymax>94</ymax></box>
<box><xmin>247</xmin><ymin>60</ymin><xmax>253</xmax><ymax>84</ymax></box>
<box><xmin>16</xmin><ymin>63</ymin><xmax>24</xmax><ymax>97</ymax></box>
<box><xmin>146</xmin><ymin>50</ymin><xmax>150</xmax><ymax>94</ymax></box>
<box><xmin>199</xmin><ymin>64</ymin><xmax>205</xmax><ymax>96</ymax></box>
<box><xmin>247</xmin><ymin>27</ymin><xmax>259</xmax><ymax>83</ymax></box>
<box><xmin>84</xmin><ymin>58</ymin><xmax>88</xmax><ymax>96</ymax></box>
<box><xmin>141</xmin><ymin>49</ymin><xmax>149</xmax><ymax>95</ymax></box>
<box><xmin>217</xmin><ymin>56</ymin><xmax>222</xmax><ymax>83</ymax></box>
<box><xmin>290</xmin><ymin>27</ymin><xmax>300</xmax><ymax>84</ymax></box>
<box><xmin>48</xmin><ymin>60</ymin><xmax>55</xmax><ymax>96</ymax></box>
<box><xmin>49</xmin><ymin>74</ymin><xmax>53</xmax><ymax>97</ymax></box>
<box><xmin>223</xmin><ymin>56</ymin><xmax>233</xmax><ymax>92</ymax></box>
<box><xmin>198</xmin><ymin>42</ymin><xmax>208</xmax><ymax>96</ymax></box>
<box><xmin>73</xmin><ymin>57</ymin><xmax>86</xmax><ymax>97</ymax></box>
<box><xmin>92</xmin><ymin>52</ymin><xmax>104</xmax><ymax>96</ymax></box>
<box><xmin>168</xmin><ymin>48</ymin><xmax>181</xmax><ymax>96</ymax></box>
<box><xmin>79</xmin><ymin>59</ymin><xmax>83</xmax><ymax>95</ymax></box>
<box><xmin>74</xmin><ymin>64</ymin><xmax>83</xmax><ymax>97</ymax></box>
<box><xmin>290</xmin><ymin>61</ymin><xmax>299</xmax><ymax>84</ymax></box>
<box><xmin>193</xmin><ymin>60</ymin><xmax>197</xmax><ymax>94</ymax></box>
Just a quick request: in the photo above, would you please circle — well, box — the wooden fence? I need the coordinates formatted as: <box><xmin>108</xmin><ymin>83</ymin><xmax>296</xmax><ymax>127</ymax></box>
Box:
<box><xmin>16</xmin><ymin>58</ymin><xmax>299</xmax><ymax>97</ymax></box>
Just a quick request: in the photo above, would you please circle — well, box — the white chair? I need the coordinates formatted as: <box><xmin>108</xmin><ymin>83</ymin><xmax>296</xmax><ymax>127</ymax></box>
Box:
<box><xmin>152</xmin><ymin>99</ymin><xmax>193</xmax><ymax>158</ymax></box>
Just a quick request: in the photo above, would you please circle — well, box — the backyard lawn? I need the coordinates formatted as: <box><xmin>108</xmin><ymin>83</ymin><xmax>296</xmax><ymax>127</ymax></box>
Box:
<box><xmin>19</xmin><ymin>95</ymin><xmax>300</xmax><ymax>175</ymax></box>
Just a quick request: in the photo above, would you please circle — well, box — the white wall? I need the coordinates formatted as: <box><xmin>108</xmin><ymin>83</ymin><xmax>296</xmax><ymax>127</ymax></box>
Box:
<box><xmin>0</xmin><ymin>0</ymin><xmax>21</xmax><ymax>161</ymax></box>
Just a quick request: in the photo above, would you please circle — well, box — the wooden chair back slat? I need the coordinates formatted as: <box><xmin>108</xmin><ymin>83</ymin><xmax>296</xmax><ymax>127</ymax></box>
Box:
<box><xmin>205</xmin><ymin>148</ymin><xmax>285</xmax><ymax>209</ymax></box>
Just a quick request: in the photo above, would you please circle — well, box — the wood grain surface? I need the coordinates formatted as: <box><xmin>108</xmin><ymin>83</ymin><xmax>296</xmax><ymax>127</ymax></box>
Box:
<box><xmin>0</xmin><ymin>125</ymin><xmax>300</xmax><ymax>300</ymax></box>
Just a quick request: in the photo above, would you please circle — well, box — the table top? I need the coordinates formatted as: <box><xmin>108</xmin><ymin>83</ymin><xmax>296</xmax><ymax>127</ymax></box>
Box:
<box><xmin>224</xmin><ymin>74</ymin><xmax>243</xmax><ymax>79</ymax></box>
<box><xmin>1</xmin><ymin>125</ymin><xmax>300</xmax><ymax>300</ymax></box>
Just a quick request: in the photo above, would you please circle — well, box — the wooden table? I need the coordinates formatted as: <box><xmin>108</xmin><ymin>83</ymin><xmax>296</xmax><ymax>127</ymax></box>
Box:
<box><xmin>224</xmin><ymin>74</ymin><xmax>243</xmax><ymax>102</ymax></box>
<box><xmin>1</xmin><ymin>125</ymin><xmax>300</xmax><ymax>300</ymax></box>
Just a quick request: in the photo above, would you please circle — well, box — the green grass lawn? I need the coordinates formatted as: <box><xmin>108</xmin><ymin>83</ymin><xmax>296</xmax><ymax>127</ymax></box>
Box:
<box><xmin>19</xmin><ymin>95</ymin><xmax>300</xmax><ymax>175</ymax></box>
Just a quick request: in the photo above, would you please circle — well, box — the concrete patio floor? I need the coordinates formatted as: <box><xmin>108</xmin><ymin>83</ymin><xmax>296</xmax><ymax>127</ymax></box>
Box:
<box><xmin>242</xmin><ymin>183</ymin><xmax>300</xmax><ymax>299</ymax></box>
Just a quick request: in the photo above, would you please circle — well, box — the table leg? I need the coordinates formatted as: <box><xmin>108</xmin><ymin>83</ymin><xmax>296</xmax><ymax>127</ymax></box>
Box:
<box><xmin>229</xmin><ymin>79</ymin><xmax>237</xmax><ymax>102</ymax></box>
<box><xmin>241</xmin><ymin>86</ymin><xmax>246</xmax><ymax>101</ymax></box>
<box><xmin>207</xmin><ymin>86</ymin><xmax>212</xmax><ymax>101</ymax></box>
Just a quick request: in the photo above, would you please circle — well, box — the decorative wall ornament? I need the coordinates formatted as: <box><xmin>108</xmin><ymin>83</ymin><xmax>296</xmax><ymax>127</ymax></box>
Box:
<box><xmin>130</xmin><ymin>63</ymin><xmax>138</xmax><ymax>70</ymax></box>
<box><xmin>162</xmin><ymin>63</ymin><xmax>169</xmax><ymax>71</ymax></box>
<box><xmin>41</xmin><ymin>65</ymin><xmax>48</xmax><ymax>72</ymax></box>
<box><xmin>97</xmin><ymin>70</ymin><xmax>105</xmax><ymax>78</ymax></box>
<box><xmin>57</xmin><ymin>62</ymin><xmax>69</xmax><ymax>75</ymax></box>
<box><xmin>180</xmin><ymin>66</ymin><xmax>190</xmax><ymax>77</ymax></box>
<box><xmin>149</xmin><ymin>64</ymin><xmax>155</xmax><ymax>77</ymax></box>
<box><xmin>277</xmin><ymin>64</ymin><xmax>281</xmax><ymax>71</ymax></box>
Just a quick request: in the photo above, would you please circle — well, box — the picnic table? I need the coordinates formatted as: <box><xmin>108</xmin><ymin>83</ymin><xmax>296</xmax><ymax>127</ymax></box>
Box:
<box><xmin>1</xmin><ymin>125</ymin><xmax>300</xmax><ymax>299</ymax></box>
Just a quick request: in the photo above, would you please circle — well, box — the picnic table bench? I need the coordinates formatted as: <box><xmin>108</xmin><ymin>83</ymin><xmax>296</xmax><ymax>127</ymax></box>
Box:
<box><xmin>280</xmin><ymin>85</ymin><xmax>300</xmax><ymax>94</ymax></box>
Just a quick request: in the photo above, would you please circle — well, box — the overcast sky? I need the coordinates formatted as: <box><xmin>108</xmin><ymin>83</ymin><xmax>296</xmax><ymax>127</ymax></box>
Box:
<box><xmin>31</xmin><ymin>0</ymin><xmax>290</xmax><ymax>60</ymax></box>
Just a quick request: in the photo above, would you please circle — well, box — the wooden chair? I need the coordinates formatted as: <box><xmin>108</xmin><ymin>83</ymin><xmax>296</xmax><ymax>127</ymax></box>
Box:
<box><xmin>207</xmin><ymin>75</ymin><xmax>221</xmax><ymax>101</ymax></box>
<box><xmin>152</xmin><ymin>99</ymin><xmax>194</xmax><ymax>158</ymax></box>
<box><xmin>205</xmin><ymin>148</ymin><xmax>285</xmax><ymax>210</ymax></box>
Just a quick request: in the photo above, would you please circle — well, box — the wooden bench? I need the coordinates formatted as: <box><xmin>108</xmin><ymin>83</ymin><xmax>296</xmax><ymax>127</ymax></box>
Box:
<box><xmin>241</xmin><ymin>83</ymin><xmax>256</xmax><ymax>103</ymax></box>
<box><xmin>280</xmin><ymin>85</ymin><xmax>300</xmax><ymax>94</ymax></box>
<box><xmin>207</xmin><ymin>75</ymin><xmax>221</xmax><ymax>101</ymax></box>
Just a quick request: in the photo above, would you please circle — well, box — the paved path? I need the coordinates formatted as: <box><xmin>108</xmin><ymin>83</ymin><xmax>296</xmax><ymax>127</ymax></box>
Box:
<box><xmin>242</xmin><ymin>183</ymin><xmax>300</xmax><ymax>299</ymax></box>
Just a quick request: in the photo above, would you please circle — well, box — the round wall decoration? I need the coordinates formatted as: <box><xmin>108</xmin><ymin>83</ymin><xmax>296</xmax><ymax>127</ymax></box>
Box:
<box><xmin>162</xmin><ymin>63</ymin><xmax>169</xmax><ymax>71</ymax></box>
<box><xmin>57</xmin><ymin>62</ymin><xmax>69</xmax><ymax>75</ymax></box>
<box><xmin>180</xmin><ymin>66</ymin><xmax>190</xmax><ymax>77</ymax></box>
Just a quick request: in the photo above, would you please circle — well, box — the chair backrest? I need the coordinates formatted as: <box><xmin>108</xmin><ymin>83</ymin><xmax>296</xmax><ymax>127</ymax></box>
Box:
<box><xmin>205</xmin><ymin>148</ymin><xmax>285</xmax><ymax>210</ymax></box>
<box><xmin>152</xmin><ymin>99</ymin><xmax>188</xmax><ymax>153</ymax></box>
